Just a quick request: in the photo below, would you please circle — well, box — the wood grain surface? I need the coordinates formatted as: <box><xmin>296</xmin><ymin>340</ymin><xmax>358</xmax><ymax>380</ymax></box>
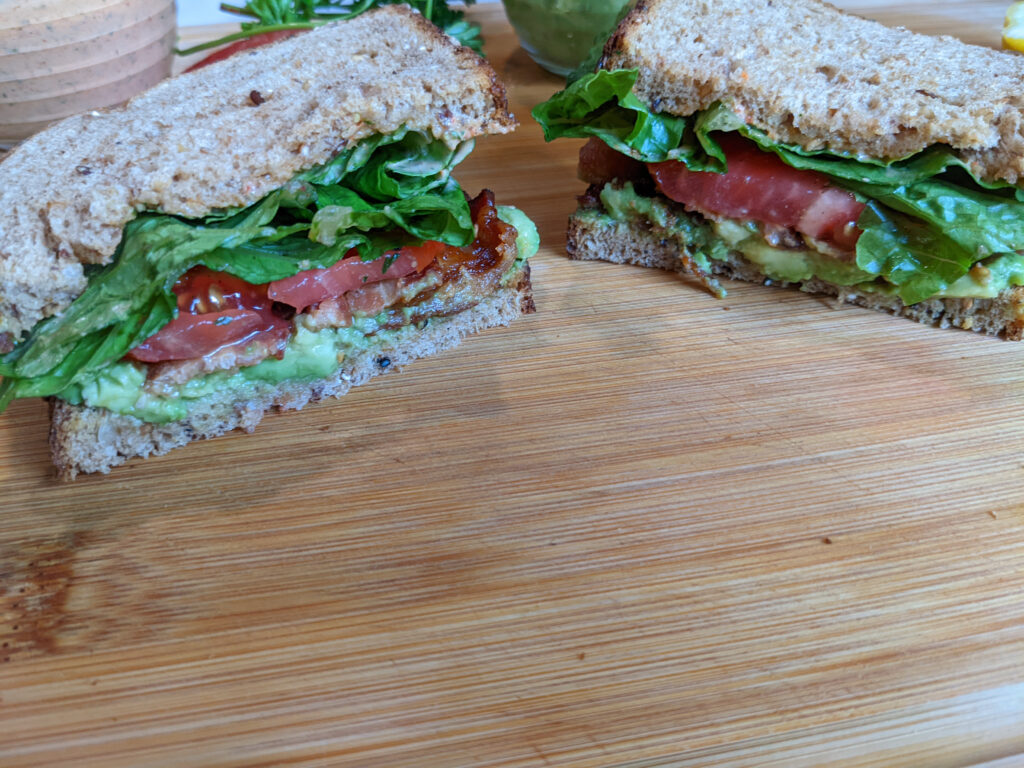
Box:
<box><xmin>3</xmin><ymin>3</ymin><xmax>1024</xmax><ymax>766</ymax></box>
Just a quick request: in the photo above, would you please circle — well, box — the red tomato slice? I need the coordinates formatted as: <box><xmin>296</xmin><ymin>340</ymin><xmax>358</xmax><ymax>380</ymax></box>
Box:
<box><xmin>128</xmin><ymin>310</ymin><xmax>266</xmax><ymax>363</ymax></box>
<box><xmin>648</xmin><ymin>134</ymin><xmax>865</xmax><ymax>251</ymax></box>
<box><xmin>268</xmin><ymin>241</ymin><xmax>444</xmax><ymax>312</ymax></box>
<box><xmin>127</xmin><ymin>267</ymin><xmax>291</xmax><ymax>363</ymax></box>
<box><xmin>174</xmin><ymin>267</ymin><xmax>268</xmax><ymax>314</ymax></box>
<box><xmin>184</xmin><ymin>29</ymin><xmax>308</xmax><ymax>72</ymax></box>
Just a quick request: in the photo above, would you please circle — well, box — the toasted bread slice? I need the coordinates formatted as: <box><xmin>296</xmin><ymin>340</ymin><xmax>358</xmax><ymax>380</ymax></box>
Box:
<box><xmin>0</xmin><ymin>5</ymin><xmax>514</xmax><ymax>344</ymax></box>
<box><xmin>601</xmin><ymin>0</ymin><xmax>1024</xmax><ymax>184</ymax></box>
<box><xmin>568</xmin><ymin>210</ymin><xmax>1024</xmax><ymax>339</ymax></box>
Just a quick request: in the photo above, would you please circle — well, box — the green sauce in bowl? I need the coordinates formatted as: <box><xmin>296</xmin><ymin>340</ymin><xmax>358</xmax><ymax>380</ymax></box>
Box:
<box><xmin>502</xmin><ymin>0</ymin><xmax>633</xmax><ymax>76</ymax></box>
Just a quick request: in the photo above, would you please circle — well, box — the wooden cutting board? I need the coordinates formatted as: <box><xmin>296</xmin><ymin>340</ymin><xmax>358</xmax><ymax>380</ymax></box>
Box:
<box><xmin>3</xmin><ymin>3</ymin><xmax>1024</xmax><ymax>766</ymax></box>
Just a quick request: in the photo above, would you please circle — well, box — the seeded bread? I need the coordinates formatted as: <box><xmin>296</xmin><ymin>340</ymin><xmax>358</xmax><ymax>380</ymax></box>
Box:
<box><xmin>49</xmin><ymin>265</ymin><xmax>534</xmax><ymax>480</ymax></box>
<box><xmin>0</xmin><ymin>5</ymin><xmax>514</xmax><ymax>344</ymax></box>
<box><xmin>568</xmin><ymin>212</ymin><xmax>1024</xmax><ymax>339</ymax></box>
<box><xmin>601</xmin><ymin>0</ymin><xmax>1024</xmax><ymax>184</ymax></box>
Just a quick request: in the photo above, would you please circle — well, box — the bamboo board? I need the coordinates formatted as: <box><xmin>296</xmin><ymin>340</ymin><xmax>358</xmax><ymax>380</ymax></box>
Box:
<box><xmin>2</xmin><ymin>3</ymin><xmax>1024</xmax><ymax>766</ymax></box>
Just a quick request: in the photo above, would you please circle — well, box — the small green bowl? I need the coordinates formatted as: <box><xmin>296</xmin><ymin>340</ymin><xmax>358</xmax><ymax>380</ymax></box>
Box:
<box><xmin>502</xmin><ymin>0</ymin><xmax>634</xmax><ymax>77</ymax></box>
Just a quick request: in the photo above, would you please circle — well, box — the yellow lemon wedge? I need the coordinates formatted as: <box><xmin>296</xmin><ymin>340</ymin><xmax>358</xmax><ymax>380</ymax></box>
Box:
<box><xmin>1004</xmin><ymin>1</ymin><xmax>1024</xmax><ymax>51</ymax></box>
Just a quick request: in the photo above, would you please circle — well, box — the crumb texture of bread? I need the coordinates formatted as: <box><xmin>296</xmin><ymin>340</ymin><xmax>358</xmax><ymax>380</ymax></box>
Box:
<box><xmin>49</xmin><ymin>266</ymin><xmax>534</xmax><ymax>480</ymax></box>
<box><xmin>0</xmin><ymin>5</ymin><xmax>514</xmax><ymax>341</ymax></box>
<box><xmin>602</xmin><ymin>0</ymin><xmax>1024</xmax><ymax>184</ymax></box>
<box><xmin>567</xmin><ymin>211</ymin><xmax>1024</xmax><ymax>340</ymax></box>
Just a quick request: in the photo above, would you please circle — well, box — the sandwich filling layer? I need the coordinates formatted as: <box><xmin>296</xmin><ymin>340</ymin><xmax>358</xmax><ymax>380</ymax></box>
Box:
<box><xmin>0</xmin><ymin>130</ymin><xmax>537</xmax><ymax>417</ymax></box>
<box><xmin>535</xmin><ymin>69</ymin><xmax>1024</xmax><ymax>306</ymax></box>
<box><xmin>583</xmin><ymin>180</ymin><xmax>1024</xmax><ymax>302</ymax></box>
<box><xmin>58</xmin><ymin>203</ymin><xmax>536</xmax><ymax>423</ymax></box>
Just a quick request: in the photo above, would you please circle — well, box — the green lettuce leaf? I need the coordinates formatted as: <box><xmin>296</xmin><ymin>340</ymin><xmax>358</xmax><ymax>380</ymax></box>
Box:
<box><xmin>533</xmin><ymin>69</ymin><xmax>1024</xmax><ymax>305</ymax></box>
<box><xmin>855</xmin><ymin>202</ymin><xmax>978</xmax><ymax>304</ymax></box>
<box><xmin>532</xmin><ymin>69</ymin><xmax>701</xmax><ymax>166</ymax></box>
<box><xmin>0</xmin><ymin>129</ymin><xmax>475</xmax><ymax>408</ymax></box>
<box><xmin>310</xmin><ymin>178</ymin><xmax>473</xmax><ymax>245</ymax></box>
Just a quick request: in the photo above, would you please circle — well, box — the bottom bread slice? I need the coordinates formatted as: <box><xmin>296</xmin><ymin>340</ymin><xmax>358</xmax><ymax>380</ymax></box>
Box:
<box><xmin>49</xmin><ymin>266</ymin><xmax>534</xmax><ymax>480</ymax></box>
<box><xmin>567</xmin><ymin>211</ymin><xmax>1024</xmax><ymax>340</ymax></box>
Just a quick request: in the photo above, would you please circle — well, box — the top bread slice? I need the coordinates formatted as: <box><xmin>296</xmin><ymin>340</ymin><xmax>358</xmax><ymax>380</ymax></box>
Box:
<box><xmin>601</xmin><ymin>0</ymin><xmax>1024</xmax><ymax>185</ymax></box>
<box><xmin>0</xmin><ymin>5</ymin><xmax>514</xmax><ymax>345</ymax></box>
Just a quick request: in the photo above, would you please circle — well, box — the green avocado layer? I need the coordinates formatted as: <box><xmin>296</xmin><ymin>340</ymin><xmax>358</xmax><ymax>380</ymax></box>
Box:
<box><xmin>57</xmin><ymin>206</ymin><xmax>538</xmax><ymax>424</ymax></box>
<box><xmin>596</xmin><ymin>183</ymin><xmax>1024</xmax><ymax>300</ymax></box>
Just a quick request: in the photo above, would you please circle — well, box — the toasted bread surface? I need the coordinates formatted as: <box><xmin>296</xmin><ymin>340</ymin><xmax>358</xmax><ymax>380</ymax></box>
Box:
<box><xmin>601</xmin><ymin>0</ymin><xmax>1024</xmax><ymax>184</ymax></box>
<box><xmin>0</xmin><ymin>5</ymin><xmax>514</xmax><ymax>342</ymax></box>
<box><xmin>49</xmin><ymin>265</ymin><xmax>534</xmax><ymax>480</ymax></box>
<box><xmin>568</xmin><ymin>210</ymin><xmax>1024</xmax><ymax>339</ymax></box>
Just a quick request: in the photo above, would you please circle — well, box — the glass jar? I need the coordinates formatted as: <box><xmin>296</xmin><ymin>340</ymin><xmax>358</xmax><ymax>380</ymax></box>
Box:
<box><xmin>502</xmin><ymin>0</ymin><xmax>634</xmax><ymax>77</ymax></box>
<box><xmin>0</xmin><ymin>0</ymin><xmax>177</xmax><ymax>147</ymax></box>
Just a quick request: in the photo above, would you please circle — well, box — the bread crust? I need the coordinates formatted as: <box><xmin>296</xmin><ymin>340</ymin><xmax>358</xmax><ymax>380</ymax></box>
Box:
<box><xmin>600</xmin><ymin>0</ymin><xmax>1024</xmax><ymax>184</ymax></box>
<box><xmin>0</xmin><ymin>5</ymin><xmax>514</xmax><ymax>341</ymax></box>
<box><xmin>567</xmin><ymin>211</ymin><xmax>1024</xmax><ymax>340</ymax></box>
<box><xmin>49</xmin><ymin>264</ymin><xmax>534</xmax><ymax>480</ymax></box>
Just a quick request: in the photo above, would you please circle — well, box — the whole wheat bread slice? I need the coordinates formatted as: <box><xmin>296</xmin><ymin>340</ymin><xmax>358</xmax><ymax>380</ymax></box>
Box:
<box><xmin>0</xmin><ymin>5</ymin><xmax>514</xmax><ymax>343</ymax></box>
<box><xmin>568</xmin><ymin>211</ymin><xmax>1024</xmax><ymax>339</ymax></box>
<box><xmin>50</xmin><ymin>265</ymin><xmax>534</xmax><ymax>480</ymax></box>
<box><xmin>601</xmin><ymin>0</ymin><xmax>1024</xmax><ymax>184</ymax></box>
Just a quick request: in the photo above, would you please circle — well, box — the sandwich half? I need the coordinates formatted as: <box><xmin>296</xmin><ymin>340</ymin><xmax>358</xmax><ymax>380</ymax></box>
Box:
<box><xmin>534</xmin><ymin>0</ymin><xmax>1024</xmax><ymax>338</ymax></box>
<box><xmin>0</xmin><ymin>6</ymin><xmax>538</xmax><ymax>479</ymax></box>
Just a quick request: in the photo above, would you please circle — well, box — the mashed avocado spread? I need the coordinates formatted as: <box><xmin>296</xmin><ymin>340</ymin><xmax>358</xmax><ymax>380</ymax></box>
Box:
<box><xmin>57</xmin><ymin>207</ymin><xmax>539</xmax><ymax>423</ymax></box>
<box><xmin>595</xmin><ymin>183</ymin><xmax>1024</xmax><ymax>301</ymax></box>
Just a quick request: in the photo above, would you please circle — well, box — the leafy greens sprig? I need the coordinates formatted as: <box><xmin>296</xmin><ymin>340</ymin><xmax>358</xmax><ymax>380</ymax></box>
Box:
<box><xmin>177</xmin><ymin>0</ymin><xmax>483</xmax><ymax>57</ymax></box>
